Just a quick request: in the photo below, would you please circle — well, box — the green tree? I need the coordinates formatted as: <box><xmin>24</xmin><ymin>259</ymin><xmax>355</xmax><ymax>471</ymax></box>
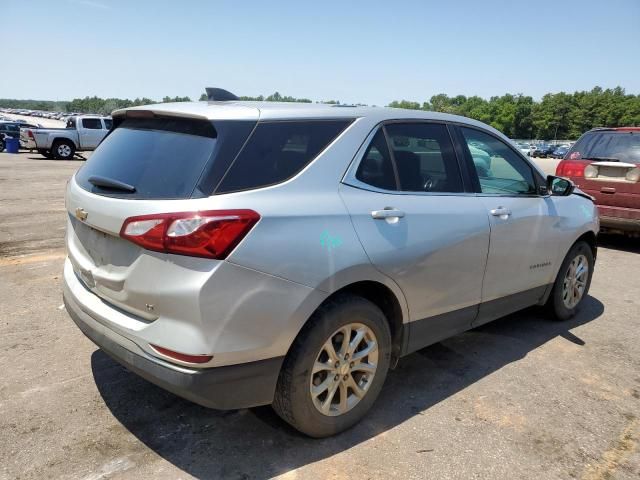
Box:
<box><xmin>388</xmin><ymin>100</ymin><xmax>422</xmax><ymax>110</ymax></box>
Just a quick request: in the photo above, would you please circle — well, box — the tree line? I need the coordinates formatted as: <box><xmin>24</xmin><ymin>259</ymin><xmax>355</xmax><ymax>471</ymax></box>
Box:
<box><xmin>0</xmin><ymin>96</ymin><xmax>193</xmax><ymax>117</ymax></box>
<box><xmin>389</xmin><ymin>87</ymin><xmax>640</xmax><ymax>139</ymax></box>
<box><xmin>3</xmin><ymin>86</ymin><xmax>639</xmax><ymax>139</ymax></box>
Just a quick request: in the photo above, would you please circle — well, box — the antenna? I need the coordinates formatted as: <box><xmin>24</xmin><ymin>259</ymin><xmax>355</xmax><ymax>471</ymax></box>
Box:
<box><xmin>205</xmin><ymin>88</ymin><xmax>239</xmax><ymax>101</ymax></box>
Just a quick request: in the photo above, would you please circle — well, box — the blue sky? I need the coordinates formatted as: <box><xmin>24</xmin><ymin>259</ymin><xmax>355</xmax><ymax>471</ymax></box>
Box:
<box><xmin>4</xmin><ymin>0</ymin><xmax>640</xmax><ymax>105</ymax></box>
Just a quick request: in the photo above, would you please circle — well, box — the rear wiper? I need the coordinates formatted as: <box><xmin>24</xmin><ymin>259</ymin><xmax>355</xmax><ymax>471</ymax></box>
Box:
<box><xmin>584</xmin><ymin>157</ymin><xmax>620</xmax><ymax>162</ymax></box>
<box><xmin>88</xmin><ymin>175</ymin><xmax>136</xmax><ymax>192</ymax></box>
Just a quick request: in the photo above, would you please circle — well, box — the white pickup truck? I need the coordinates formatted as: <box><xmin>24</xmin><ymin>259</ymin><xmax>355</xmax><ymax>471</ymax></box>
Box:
<box><xmin>21</xmin><ymin>115</ymin><xmax>112</xmax><ymax>159</ymax></box>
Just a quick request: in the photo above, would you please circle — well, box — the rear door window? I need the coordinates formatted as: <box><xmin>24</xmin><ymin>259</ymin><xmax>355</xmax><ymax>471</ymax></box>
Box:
<box><xmin>384</xmin><ymin>123</ymin><xmax>464</xmax><ymax>193</ymax></box>
<box><xmin>355</xmin><ymin>129</ymin><xmax>397</xmax><ymax>190</ymax></box>
<box><xmin>215</xmin><ymin>120</ymin><xmax>351</xmax><ymax>193</ymax></box>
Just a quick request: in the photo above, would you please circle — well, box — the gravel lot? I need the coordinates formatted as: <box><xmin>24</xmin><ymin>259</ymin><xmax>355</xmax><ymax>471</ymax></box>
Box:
<box><xmin>0</xmin><ymin>151</ymin><xmax>639</xmax><ymax>480</ymax></box>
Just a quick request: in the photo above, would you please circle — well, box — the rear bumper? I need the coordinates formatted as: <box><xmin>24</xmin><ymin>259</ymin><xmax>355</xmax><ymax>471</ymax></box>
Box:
<box><xmin>19</xmin><ymin>137</ymin><xmax>36</xmax><ymax>149</ymax></box>
<box><xmin>598</xmin><ymin>205</ymin><xmax>640</xmax><ymax>232</ymax></box>
<box><xmin>64</xmin><ymin>288</ymin><xmax>284</xmax><ymax>410</ymax></box>
<box><xmin>599</xmin><ymin>215</ymin><xmax>640</xmax><ymax>232</ymax></box>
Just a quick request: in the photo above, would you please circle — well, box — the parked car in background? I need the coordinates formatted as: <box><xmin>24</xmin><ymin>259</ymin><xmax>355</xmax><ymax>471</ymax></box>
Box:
<box><xmin>0</xmin><ymin>121</ymin><xmax>41</xmax><ymax>150</ymax></box>
<box><xmin>556</xmin><ymin>127</ymin><xmax>640</xmax><ymax>235</ymax></box>
<box><xmin>550</xmin><ymin>146</ymin><xmax>569</xmax><ymax>159</ymax></box>
<box><xmin>532</xmin><ymin>144</ymin><xmax>556</xmax><ymax>158</ymax></box>
<box><xmin>63</xmin><ymin>96</ymin><xmax>598</xmax><ymax>437</ymax></box>
<box><xmin>515</xmin><ymin>143</ymin><xmax>532</xmax><ymax>156</ymax></box>
<box><xmin>21</xmin><ymin>115</ymin><xmax>112</xmax><ymax>159</ymax></box>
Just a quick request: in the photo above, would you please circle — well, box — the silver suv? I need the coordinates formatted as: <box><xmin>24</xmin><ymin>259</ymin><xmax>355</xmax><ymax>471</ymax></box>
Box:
<box><xmin>63</xmin><ymin>93</ymin><xmax>598</xmax><ymax>437</ymax></box>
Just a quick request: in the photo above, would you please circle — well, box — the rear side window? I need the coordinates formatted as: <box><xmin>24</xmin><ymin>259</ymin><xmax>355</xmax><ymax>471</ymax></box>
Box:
<box><xmin>568</xmin><ymin>130</ymin><xmax>640</xmax><ymax>163</ymax></box>
<box><xmin>356</xmin><ymin>130</ymin><xmax>396</xmax><ymax>190</ymax></box>
<box><xmin>104</xmin><ymin>119</ymin><xmax>113</xmax><ymax>130</ymax></box>
<box><xmin>76</xmin><ymin>117</ymin><xmax>218</xmax><ymax>199</ymax></box>
<box><xmin>215</xmin><ymin>120</ymin><xmax>351</xmax><ymax>193</ymax></box>
<box><xmin>82</xmin><ymin>118</ymin><xmax>102</xmax><ymax>129</ymax></box>
<box><xmin>355</xmin><ymin>123</ymin><xmax>464</xmax><ymax>193</ymax></box>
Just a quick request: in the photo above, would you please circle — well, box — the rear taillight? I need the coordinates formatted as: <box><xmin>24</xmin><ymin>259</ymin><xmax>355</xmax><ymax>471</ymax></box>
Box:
<box><xmin>120</xmin><ymin>209</ymin><xmax>260</xmax><ymax>259</ymax></box>
<box><xmin>27</xmin><ymin>130</ymin><xmax>35</xmax><ymax>139</ymax></box>
<box><xmin>626</xmin><ymin>168</ymin><xmax>640</xmax><ymax>182</ymax></box>
<box><xmin>556</xmin><ymin>160</ymin><xmax>589</xmax><ymax>178</ymax></box>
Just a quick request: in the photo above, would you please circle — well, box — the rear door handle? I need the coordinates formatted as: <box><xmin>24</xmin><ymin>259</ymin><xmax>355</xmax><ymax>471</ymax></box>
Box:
<box><xmin>371</xmin><ymin>208</ymin><xmax>405</xmax><ymax>220</ymax></box>
<box><xmin>490</xmin><ymin>207</ymin><xmax>512</xmax><ymax>218</ymax></box>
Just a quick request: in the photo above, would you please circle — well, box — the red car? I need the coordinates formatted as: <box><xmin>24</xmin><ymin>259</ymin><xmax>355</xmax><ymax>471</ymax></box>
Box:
<box><xmin>556</xmin><ymin>127</ymin><xmax>640</xmax><ymax>235</ymax></box>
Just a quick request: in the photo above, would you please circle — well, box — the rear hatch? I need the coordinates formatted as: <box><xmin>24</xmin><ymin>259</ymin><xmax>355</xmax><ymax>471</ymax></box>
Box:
<box><xmin>559</xmin><ymin>129</ymin><xmax>640</xmax><ymax>216</ymax></box>
<box><xmin>66</xmin><ymin>105</ymin><xmax>353</xmax><ymax>321</ymax></box>
<box><xmin>66</xmin><ymin>105</ymin><xmax>259</xmax><ymax>318</ymax></box>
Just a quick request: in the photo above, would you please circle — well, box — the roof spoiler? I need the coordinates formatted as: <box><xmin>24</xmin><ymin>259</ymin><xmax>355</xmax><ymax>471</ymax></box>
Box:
<box><xmin>205</xmin><ymin>88</ymin><xmax>239</xmax><ymax>101</ymax></box>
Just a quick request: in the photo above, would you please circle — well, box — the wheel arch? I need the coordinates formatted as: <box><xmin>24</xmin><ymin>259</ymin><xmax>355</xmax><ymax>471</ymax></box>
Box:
<box><xmin>330</xmin><ymin>281</ymin><xmax>405</xmax><ymax>358</ymax></box>
<box><xmin>291</xmin><ymin>273</ymin><xmax>409</xmax><ymax>362</ymax></box>
<box><xmin>575</xmin><ymin>230</ymin><xmax>597</xmax><ymax>260</ymax></box>
<box><xmin>52</xmin><ymin>137</ymin><xmax>78</xmax><ymax>149</ymax></box>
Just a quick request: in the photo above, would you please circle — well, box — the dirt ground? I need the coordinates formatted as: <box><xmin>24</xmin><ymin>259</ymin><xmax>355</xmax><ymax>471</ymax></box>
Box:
<box><xmin>0</xmin><ymin>151</ymin><xmax>639</xmax><ymax>480</ymax></box>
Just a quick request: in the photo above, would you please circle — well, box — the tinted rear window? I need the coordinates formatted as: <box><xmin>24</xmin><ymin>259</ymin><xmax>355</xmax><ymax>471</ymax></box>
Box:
<box><xmin>568</xmin><ymin>130</ymin><xmax>640</xmax><ymax>163</ymax></box>
<box><xmin>75</xmin><ymin>117</ymin><xmax>218</xmax><ymax>199</ymax></box>
<box><xmin>215</xmin><ymin>120</ymin><xmax>351</xmax><ymax>193</ymax></box>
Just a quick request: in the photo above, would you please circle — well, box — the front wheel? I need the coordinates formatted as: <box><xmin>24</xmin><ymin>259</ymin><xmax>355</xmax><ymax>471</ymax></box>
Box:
<box><xmin>0</xmin><ymin>138</ymin><xmax>5</xmax><ymax>152</ymax></box>
<box><xmin>273</xmin><ymin>295</ymin><xmax>392</xmax><ymax>437</ymax></box>
<box><xmin>546</xmin><ymin>240</ymin><xmax>594</xmax><ymax>320</ymax></box>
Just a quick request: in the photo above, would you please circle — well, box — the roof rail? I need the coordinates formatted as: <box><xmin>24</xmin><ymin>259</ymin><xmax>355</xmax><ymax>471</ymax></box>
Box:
<box><xmin>205</xmin><ymin>88</ymin><xmax>239</xmax><ymax>102</ymax></box>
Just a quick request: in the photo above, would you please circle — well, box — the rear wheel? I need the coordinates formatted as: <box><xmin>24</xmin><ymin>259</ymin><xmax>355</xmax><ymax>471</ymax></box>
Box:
<box><xmin>273</xmin><ymin>295</ymin><xmax>391</xmax><ymax>437</ymax></box>
<box><xmin>546</xmin><ymin>241</ymin><xmax>594</xmax><ymax>320</ymax></box>
<box><xmin>38</xmin><ymin>149</ymin><xmax>54</xmax><ymax>159</ymax></box>
<box><xmin>0</xmin><ymin>138</ymin><xmax>5</xmax><ymax>152</ymax></box>
<box><xmin>52</xmin><ymin>140</ymin><xmax>75</xmax><ymax>160</ymax></box>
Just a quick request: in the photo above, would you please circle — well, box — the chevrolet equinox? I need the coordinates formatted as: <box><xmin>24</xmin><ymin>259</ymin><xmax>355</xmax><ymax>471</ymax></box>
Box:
<box><xmin>63</xmin><ymin>89</ymin><xmax>599</xmax><ymax>437</ymax></box>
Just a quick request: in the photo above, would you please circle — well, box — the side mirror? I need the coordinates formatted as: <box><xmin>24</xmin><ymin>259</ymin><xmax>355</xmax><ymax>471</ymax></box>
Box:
<box><xmin>547</xmin><ymin>175</ymin><xmax>575</xmax><ymax>196</ymax></box>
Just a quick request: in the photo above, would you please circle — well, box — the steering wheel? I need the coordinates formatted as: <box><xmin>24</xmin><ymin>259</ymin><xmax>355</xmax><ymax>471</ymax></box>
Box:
<box><xmin>423</xmin><ymin>174</ymin><xmax>435</xmax><ymax>192</ymax></box>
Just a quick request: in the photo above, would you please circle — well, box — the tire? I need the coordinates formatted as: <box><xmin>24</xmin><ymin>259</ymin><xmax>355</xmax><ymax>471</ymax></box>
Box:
<box><xmin>38</xmin><ymin>149</ymin><xmax>54</xmax><ymax>159</ymax></box>
<box><xmin>272</xmin><ymin>294</ymin><xmax>392</xmax><ymax>437</ymax></box>
<box><xmin>0</xmin><ymin>138</ymin><xmax>5</xmax><ymax>152</ymax></box>
<box><xmin>546</xmin><ymin>240</ymin><xmax>594</xmax><ymax>320</ymax></box>
<box><xmin>52</xmin><ymin>140</ymin><xmax>75</xmax><ymax>160</ymax></box>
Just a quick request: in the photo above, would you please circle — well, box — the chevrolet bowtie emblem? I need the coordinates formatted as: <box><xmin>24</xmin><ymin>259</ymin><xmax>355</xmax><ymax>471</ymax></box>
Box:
<box><xmin>75</xmin><ymin>207</ymin><xmax>88</xmax><ymax>221</ymax></box>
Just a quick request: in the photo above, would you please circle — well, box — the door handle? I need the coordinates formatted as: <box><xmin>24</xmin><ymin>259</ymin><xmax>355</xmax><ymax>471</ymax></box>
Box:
<box><xmin>371</xmin><ymin>208</ymin><xmax>405</xmax><ymax>220</ymax></box>
<box><xmin>490</xmin><ymin>207</ymin><xmax>512</xmax><ymax>218</ymax></box>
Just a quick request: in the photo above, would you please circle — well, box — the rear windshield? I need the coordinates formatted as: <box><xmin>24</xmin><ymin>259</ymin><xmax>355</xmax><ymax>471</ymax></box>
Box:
<box><xmin>75</xmin><ymin>117</ymin><xmax>218</xmax><ymax>199</ymax></box>
<box><xmin>568</xmin><ymin>130</ymin><xmax>640</xmax><ymax>163</ymax></box>
<box><xmin>75</xmin><ymin>117</ymin><xmax>351</xmax><ymax>199</ymax></box>
<box><xmin>215</xmin><ymin>120</ymin><xmax>352</xmax><ymax>194</ymax></box>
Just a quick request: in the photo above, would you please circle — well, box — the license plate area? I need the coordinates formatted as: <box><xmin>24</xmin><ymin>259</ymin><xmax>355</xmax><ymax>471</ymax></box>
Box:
<box><xmin>71</xmin><ymin>216</ymin><xmax>138</xmax><ymax>269</ymax></box>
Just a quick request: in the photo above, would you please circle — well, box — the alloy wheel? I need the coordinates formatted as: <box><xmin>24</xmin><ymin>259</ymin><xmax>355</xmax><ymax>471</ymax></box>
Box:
<box><xmin>309</xmin><ymin>323</ymin><xmax>378</xmax><ymax>416</ymax></box>
<box><xmin>58</xmin><ymin>144</ymin><xmax>71</xmax><ymax>158</ymax></box>
<box><xmin>562</xmin><ymin>254</ymin><xmax>588</xmax><ymax>309</ymax></box>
